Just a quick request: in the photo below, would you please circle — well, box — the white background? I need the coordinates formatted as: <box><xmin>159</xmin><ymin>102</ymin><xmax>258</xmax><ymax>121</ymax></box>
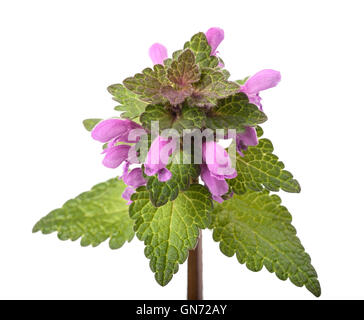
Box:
<box><xmin>1</xmin><ymin>0</ymin><xmax>363</xmax><ymax>300</ymax></box>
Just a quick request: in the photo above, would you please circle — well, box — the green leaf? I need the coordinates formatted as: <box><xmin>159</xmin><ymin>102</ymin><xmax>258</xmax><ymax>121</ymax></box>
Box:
<box><xmin>130</xmin><ymin>184</ymin><xmax>212</xmax><ymax>286</ymax></box>
<box><xmin>173</xmin><ymin>104</ymin><xmax>206</xmax><ymax>132</ymax></box>
<box><xmin>220</xmin><ymin>69</ymin><xmax>231</xmax><ymax>80</ymax></box>
<box><xmin>210</xmin><ymin>190</ymin><xmax>321</xmax><ymax>297</ymax></box>
<box><xmin>140</xmin><ymin>103</ymin><xmax>206</xmax><ymax>133</ymax></box>
<box><xmin>183</xmin><ymin>32</ymin><xmax>219</xmax><ymax>68</ymax></box>
<box><xmin>228</xmin><ymin>138</ymin><xmax>301</xmax><ymax>194</ymax></box>
<box><xmin>82</xmin><ymin>118</ymin><xmax>102</xmax><ymax>131</ymax></box>
<box><xmin>256</xmin><ymin>125</ymin><xmax>264</xmax><ymax>137</ymax></box>
<box><xmin>192</xmin><ymin>68</ymin><xmax>240</xmax><ymax>103</ymax></box>
<box><xmin>107</xmin><ymin>84</ymin><xmax>148</xmax><ymax>120</ymax></box>
<box><xmin>167</xmin><ymin>49</ymin><xmax>200</xmax><ymax>86</ymax></box>
<box><xmin>236</xmin><ymin>76</ymin><xmax>249</xmax><ymax>85</ymax></box>
<box><xmin>33</xmin><ymin>178</ymin><xmax>134</xmax><ymax>249</ymax></box>
<box><xmin>146</xmin><ymin>152</ymin><xmax>201</xmax><ymax>207</ymax></box>
<box><xmin>205</xmin><ymin>92</ymin><xmax>267</xmax><ymax>131</ymax></box>
<box><xmin>123</xmin><ymin>64</ymin><xmax>169</xmax><ymax>104</ymax></box>
<box><xmin>140</xmin><ymin>104</ymin><xmax>173</xmax><ymax>131</ymax></box>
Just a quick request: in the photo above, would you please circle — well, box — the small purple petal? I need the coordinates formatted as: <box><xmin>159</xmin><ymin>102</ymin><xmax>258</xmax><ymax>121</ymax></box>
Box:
<box><xmin>241</xmin><ymin>69</ymin><xmax>281</xmax><ymax>94</ymax></box>
<box><xmin>236</xmin><ymin>127</ymin><xmax>258</xmax><ymax>156</ymax></box>
<box><xmin>200</xmin><ymin>164</ymin><xmax>229</xmax><ymax>198</ymax></box>
<box><xmin>149</xmin><ymin>43</ymin><xmax>168</xmax><ymax>65</ymax></box>
<box><xmin>122</xmin><ymin>186</ymin><xmax>135</xmax><ymax>204</ymax></box>
<box><xmin>144</xmin><ymin>136</ymin><xmax>176</xmax><ymax>176</ymax></box>
<box><xmin>202</xmin><ymin>141</ymin><xmax>236</xmax><ymax>178</ymax></box>
<box><xmin>102</xmin><ymin>145</ymin><xmax>130</xmax><ymax>168</ymax></box>
<box><xmin>205</xmin><ymin>27</ymin><xmax>224</xmax><ymax>55</ymax></box>
<box><xmin>127</xmin><ymin>145</ymin><xmax>140</xmax><ymax>164</ymax></box>
<box><xmin>157</xmin><ymin>168</ymin><xmax>172</xmax><ymax>182</ymax></box>
<box><xmin>237</xmin><ymin>148</ymin><xmax>245</xmax><ymax>158</ymax></box>
<box><xmin>119</xmin><ymin>161</ymin><xmax>130</xmax><ymax>179</ymax></box>
<box><xmin>240</xmin><ymin>91</ymin><xmax>262</xmax><ymax>109</ymax></box>
<box><xmin>91</xmin><ymin>119</ymin><xmax>142</xmax><ymax>143</ymax></box>
<box><xmin>123</xmin><ymin>168</ymin><xmax>146</xmax><ymax>188</ymax></box>
<box><xmin>212</xmin><ymin>195</ymin><xmax>224</xmax><ymax>203</ymax></box>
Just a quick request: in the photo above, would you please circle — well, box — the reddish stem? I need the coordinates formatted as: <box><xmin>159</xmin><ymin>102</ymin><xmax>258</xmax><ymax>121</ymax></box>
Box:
<box><xmin>187</xmin><ymin>230</ymin><xmax>203</xmax><ymax>300</ymax></box>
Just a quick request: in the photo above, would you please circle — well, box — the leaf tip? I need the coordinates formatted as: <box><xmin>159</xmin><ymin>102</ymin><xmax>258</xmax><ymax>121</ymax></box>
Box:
<box><xmin>307</xmin><ymin>281</ymin><xmax>321</xmax><ymax>297</ymax></box>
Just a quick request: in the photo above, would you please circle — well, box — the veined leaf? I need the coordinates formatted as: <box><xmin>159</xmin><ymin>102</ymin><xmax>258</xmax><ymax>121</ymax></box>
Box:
<box><xmin>159</xmin><ymin>49</ymin><xmax>201</xmax><ymax>105</ymax></box>
<box><xmin>130</xmin><ymin>184</ymin><xmax>212</xmax><ymax>286</ymax></box>
<box><xmin>140</xmin><ymin>104</ymin><xmax>173</xmax><ymax>131</ymax></box>
<box><xmin>33</xmin><ymin>178</ymin><xmax>134</xmax><ymax>249</ymax></box>
<box><xmin>107</xmin><ymin>84</ymin><xmax>148</xmax><ymax>120</ymax></box>
<box><xmin>228</xmin><ymin>138</ymin><xmax>301</xmax><ymax>194</ymax></box>
<box><xmin>210</xmin><ymin>190</ymin><xmax>320</xmax><ymax>297</ymax></box>
<box><xmin>183</xmin><ymin>32</ymin><xmax>219</xmax><ymax>68</ymax></box>
<box><xmin>192</xmin><ymin>68</ymin><xmax>240</xmax><ymax>103</ymax></box>
<box><xmin>167</xmin><ymin>49</ymin><xmax>200</xmax><ymax>86</ymax></box>
<box><xmin>256</xmin><ymin>125</ymin><xmax>264</xmax><ymax>137</ymax></box>
<box><xmin>205</xmin><ymin>92</ymin><xmax>267</xmax><ymax>131</ymax></box>
<box><xmin>146</xmin><ymin>152</ymin><xmax>201</xmax><ymax>207</ymax></box>
<box><xmin>123</xmin><ymin>64</ymin><xmax>169</xmax><ymax>104</ymax></box>
<box><xmin>140</xmin><ymin>104</ymin><xmax>206</xmax><ymax>133</ymax></box>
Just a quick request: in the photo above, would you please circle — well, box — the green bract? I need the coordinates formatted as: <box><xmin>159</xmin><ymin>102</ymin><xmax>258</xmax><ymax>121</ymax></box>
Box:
<box><xmin>82</xmin><ymin>118</ymin><xmax>102</xmax><ymax>131</ymax></box>
<box><xmin>35</xmin><ymin>30</ymin><xmax>320</xmax><ymax>297</ymax></box>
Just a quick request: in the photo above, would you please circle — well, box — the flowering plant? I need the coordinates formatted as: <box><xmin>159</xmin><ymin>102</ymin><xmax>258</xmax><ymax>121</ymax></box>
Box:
<box><xmin>33</xmin><ymin>28</ymin><xmax>320</xmax><ymax>298</ymax></box>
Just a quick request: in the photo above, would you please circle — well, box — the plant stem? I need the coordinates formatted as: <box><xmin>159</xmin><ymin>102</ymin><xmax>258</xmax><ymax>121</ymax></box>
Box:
<box><xmin>187</xmin><ymin>230</ymin><xmax>203</xmax><ymax>300</ymax></box>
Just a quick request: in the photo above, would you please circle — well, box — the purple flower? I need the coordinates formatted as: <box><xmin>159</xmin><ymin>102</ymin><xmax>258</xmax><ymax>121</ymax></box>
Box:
<box><xmin>200</xmin><ymin>164</ymin><xmax>229</xmax><ymax>203</ymax></box>
<box><xmin>122</xmin><ymin>187</ymin><xmax>136</xmax><ymax>205</ymax></box>
<box><xmin>91</xmin><ymin>118</ymin><xmax>143</xmax><ymax>169</ymax></box>
<box><xmin>239</xmin><ymin>69</ymin><xmax>281</xmax><ymax>110</ymax></box>
<box><xmin>149</xmin><ymin>43</ymin><xmax>168</xmax><ymax>65</ymax></box>
<box><xmin>121</xmin><ymin>167</ymin><xmax>147</xmax><ymax>204</ymax></box>
<box><xmin>236</xmin><ymin>127</ymin><xmax>258</xmax><ymax>157</ymax></box>
<box><xmin>200</xmin><ymin>141</ymin><xmax>237</xmax><ymax>202</ymax></box>
<box><xmin>205</xmin><ymin>27</ymin><xmax>224</xmax><ymax>56</ymax></box>
<box><xmin>122</xmin><ymin>167</ymin><xmax>146</xmax><ymax>188</ymax></box>
<box><xmin>144</xmin><ymin>135</ymin><xmax>177</xmax><ymax>182</ymax></box>
<box><xmin>202</xmin><ymin>141</ymin><xmax>237</xmax><ymax>179</ymax></box>
<box><xmin>92</xmin><ymin>118</ymin><xmax>143</xmax><ymax>144</ymax></box>
<box><xmin>101</xmin><ymin>144</ymin><xmax>132</xmax><ymax>169</ymax></box>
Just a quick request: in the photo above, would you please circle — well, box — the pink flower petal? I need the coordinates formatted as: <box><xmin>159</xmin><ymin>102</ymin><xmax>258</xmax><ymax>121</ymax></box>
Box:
<box><xmin>123</xmin><ymin>168</ymin><xmax>146</xmax><ymax>188</ymax></box>
<box><xmin>205</xmin><ymin>27</ymin><xmax>224</xmax><ymax>55</ymax></box>
<box><xmin>91</xmin><ymin>119</ymin><xmax>142</xmax><ymax>143</ymax></box>
<box><xmin>242</xmin><ymin>69</ymin><xmax>281</xmax><ymax>94</ymax></box>
<box><xmin>144</xmin><ymin>136</ymin><xmax>176</xmax><ymax>176</ymax></box>
<box><xmin>149</xmin><ymin>43</ymin><xmax>168</xmax><ymax>65</ymax></box>
<box><xmin>119</xmin><ymin>161</ymin><xmax>130</xmax><ymax>179</ymax></box>
<box><xmin>158</xmin><ymin>168</ymin><xmax>172</xmax><ymax>182</ymax></box>
<box><xmin>122</xmin><ymin>186</ymin><xmax>135</xmax><ymax>204</ymax></box>
<box><xmin>200</xmin><ymin>164</ymin><xmax>229</xmax><ymax>198</ymax></box>
<box><xmin>102</xmin><ymin>145</ymin><xmax>130</xmax><ymax>168</ymax></box>
<box><xmin>212</xmin><ymin>195</ymin><xmax>224</xmax><ymax>203</ymax></box>
<box><xmin>202</xmin><ymin>141</ymin><xmax>236</xmax><ymax>178</ymax></box>
<box><xmin>236</xmin><ymin>127</ymin><xmax>258</xmax><ymax>157</ymax></box>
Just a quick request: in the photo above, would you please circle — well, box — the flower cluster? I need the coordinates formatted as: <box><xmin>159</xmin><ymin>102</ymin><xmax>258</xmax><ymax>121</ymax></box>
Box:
<box><xmin>91</xmin><ymin>28</ymin><xmax>281</xmax><ymax>204</ymax></box>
